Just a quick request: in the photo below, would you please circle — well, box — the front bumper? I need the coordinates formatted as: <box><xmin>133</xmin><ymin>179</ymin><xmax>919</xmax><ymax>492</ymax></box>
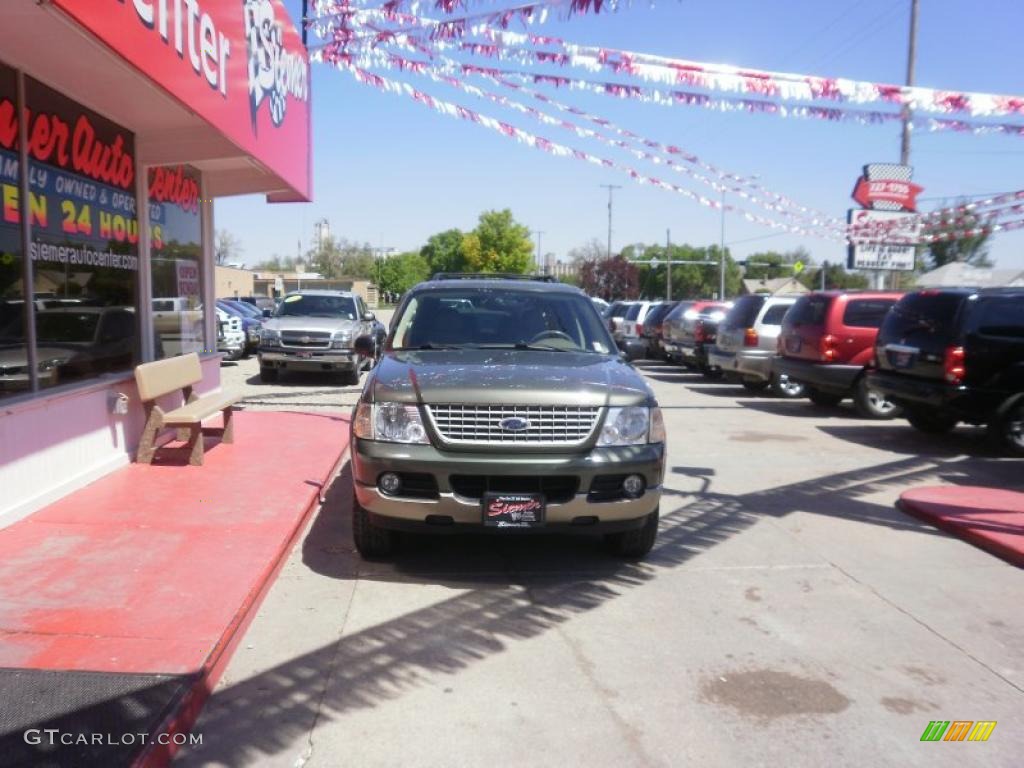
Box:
<box><xmin>708</xmin><ymin>348</ymin><xmax>773</xmax><ymax>381</ymax></box>
<box><xmin>353</xmin><ymin>437</ymin><xmax>664</xmax><ymax>528</ymax></box>
<box><xmin>259</xmin><ymin>349</ymin><xmax>358</xmax><ymax>372</ymax></box>
<box><xmin>772</xmin><ymin>356</ymin><xmax>861</xmax><ymax>394</ymax></box>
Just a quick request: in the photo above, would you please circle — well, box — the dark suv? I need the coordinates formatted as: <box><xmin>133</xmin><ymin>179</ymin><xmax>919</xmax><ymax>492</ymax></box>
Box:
<box><xmin>774</xmin><ymin>291</ymin><xmax>903</xmax><ymax>418</ymax></box>
<box><xmin>869</xmin><ymin>288</ymin><xmax>1024</xmax><ymax>453</ymax></box>
<box><xmin>348</xmin><ymin>275</ymin><xmax>666</xmax><ymax>560</ymax></box>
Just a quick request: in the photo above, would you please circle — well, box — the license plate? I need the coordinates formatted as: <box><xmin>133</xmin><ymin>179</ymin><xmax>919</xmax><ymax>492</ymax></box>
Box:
<box><xmin>786</xmin><ymin>337</ymin><xmax>802</xmax><ymax>353</ymax></box>
<box><xmin>887</xmin><ymin>345</ymin><xmax>918</xmax><ymax>369</ymax></box>
<box><xmin>483</xmin><ymin>493</ymin><xmax>545</xmax><ymax>528</ymax></box>
<box><xmin>297</xmin><ymin>351</ymin><xmax>313</xmax><ymax>359</ymax></box>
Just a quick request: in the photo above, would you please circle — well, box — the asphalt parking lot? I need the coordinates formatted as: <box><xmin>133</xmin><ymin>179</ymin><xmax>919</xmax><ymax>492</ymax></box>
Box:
<box><xmin>182</xmin><ymin>351</ymin><xmax>1023</xmax><ymax>768</ymax></box>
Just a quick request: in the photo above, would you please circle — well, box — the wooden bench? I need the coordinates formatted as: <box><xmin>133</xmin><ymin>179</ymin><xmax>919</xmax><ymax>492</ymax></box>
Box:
<box><xmin>134</xmin><ymin>353</ymin><xmax>239</xmax><ymax>466</ymax></box>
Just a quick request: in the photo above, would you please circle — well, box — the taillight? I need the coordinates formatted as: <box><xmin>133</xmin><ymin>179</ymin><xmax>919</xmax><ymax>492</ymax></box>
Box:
<box><xmin>743</xmin><ymin>328</ymin><xmax>759</xmax><ymax>347</ymax></box>
<box><xmin>636</xmin><ymin>322</ymin><xmax>643</xmax><ymax>336</ymax></box>
<box><xmin>819</xmin><ymin>334</ymin><xmax>838</xmax><ymax>362</ymax></box>
<box><xmin>694</xmin><ymin>321</ymin><xmax>707</xmax><ymax>343</ymax></box>
<box><xmin>944</xmin><ymin>346</ymin><xmax>966</xmax><ymax>384</ymax></box>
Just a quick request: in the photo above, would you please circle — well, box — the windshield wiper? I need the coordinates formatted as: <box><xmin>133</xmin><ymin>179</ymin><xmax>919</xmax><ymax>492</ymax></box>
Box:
<box><xmin>475</xmin><ymin>343</ymin><xmax>579</xmax><ymax>353</ymax></box>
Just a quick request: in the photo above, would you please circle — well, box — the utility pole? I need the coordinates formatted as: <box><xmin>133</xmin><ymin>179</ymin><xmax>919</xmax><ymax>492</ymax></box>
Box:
<box><xmin>665</xmin><ymin>229</ymin><xmax>672</xmax><ymax>301</ymax></box>
<box><xmin>600</xmin><ymin>184</ymin><xmax>622</xmax><ymax>259</ymax></box>
<box><xmin>900</xmin><ymin>0</ymin><xmax>920</xmax><ymax>166</ymax></box>
<box><xmin>821</xmin><ymin>260</ymin><xmax>828</xmax><ymax>291</ymax></box>
<box><xmin>532</xmin><ymin>230</ymin><xmax>544</xmax><ymax>274</ymax></box>
<box><xmin>718</xmin><ymin>188</ymin><xmax>726</xmax><ymax>301</ymax></box>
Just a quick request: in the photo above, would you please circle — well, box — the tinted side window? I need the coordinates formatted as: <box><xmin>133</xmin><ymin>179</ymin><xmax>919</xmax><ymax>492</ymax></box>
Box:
<box><xmin>726</xmin><ymin>296</ymin><xmax>765</xmax><ymax>328</ymax></box>
<box><xmin>761</xmin><ymin>304</ymin><xmax>791</xmax><ymax>326</ymax></box>
<box><xmin>625</xmin><ymin>304</ymin><xmax>642</xmax><ymax>321</ymax></box>
<box><xmin>973</xmin><ymin>297</ymin><xmax>1024</xmax><ymax>338</ymax></box>
<box><xmin>843</xmin><ymin>299</ymin><xmax>896</xmax><ymax>329</ymax></box>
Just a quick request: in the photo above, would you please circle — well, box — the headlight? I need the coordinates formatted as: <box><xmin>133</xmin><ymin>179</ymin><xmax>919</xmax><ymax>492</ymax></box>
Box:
<box><xmin>261</xmin><ymin>329</ymin><xmax>280</xmax><ymax>346</ymax></box>
<box><xmin>598</xmin><ymin>406</ymin><xmax>665</xmax><ymax>446</ymax></box>
<box><xmin>332</xmin><ymin>331</ymin><xmax>352</xmax><ymax>350</ymax></box>
<box><xmin>353</xmin><ymin>402</ymin><xmax>428</xmax><ymax>444</ymax></box>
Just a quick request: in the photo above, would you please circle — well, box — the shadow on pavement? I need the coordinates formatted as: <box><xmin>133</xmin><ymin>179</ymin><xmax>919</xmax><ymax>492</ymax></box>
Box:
<box><xmin>818</xmin><ymin>423</ymin><xmax>1001</xmax><ymax>459</ymax></box>
<box><xmin>738</xmin><ymin>400</ymin><xmax>856</xmax><ymax>419</ymax></box>
<box><xmin>173</xmin><ymin>449</ymin><xmax>1020</xmax><ymax>767</ymax></box>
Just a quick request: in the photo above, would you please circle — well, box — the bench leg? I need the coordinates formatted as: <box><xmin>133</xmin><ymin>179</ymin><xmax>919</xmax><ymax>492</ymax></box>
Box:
<box><xmin>222</xmin><ymin>406</ymin><xmax>235</xmax><ymax>444</ymax></box>
<box><xmin>187</xmin><ymin>424</ymin><xmax>204</xmax><ymax>466</ymax></box>
<box><xmin>137</xmin><ymin>406</ymin><xmax>161</xmax><ymax>464</ymax></box>
<box><xmin>177</xmin><ymin>427</ymin><xmax>191</xmax><ymax>442</ymax></box>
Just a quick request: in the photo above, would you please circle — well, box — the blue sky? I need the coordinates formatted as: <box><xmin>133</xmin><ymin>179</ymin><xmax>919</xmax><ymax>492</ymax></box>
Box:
<box><xmin>217</xmin><ymin>0</ymin><xmax>1024</xmax><ymax>271</ymax></box>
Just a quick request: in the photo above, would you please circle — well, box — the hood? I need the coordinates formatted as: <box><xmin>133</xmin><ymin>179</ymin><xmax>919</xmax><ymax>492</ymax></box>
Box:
<box><xmin>0</xmin><ymin>345</ymin><xmax>77</xmax><ymax>367</ymax></box>
<box><xmin>370</xmin><ymin>350</ymin><xmax>654</xmax><ymax>407</ymax></box>
<box><xmin>263</xmin><ymin>316</ymin><xmax>361</xmax><ymax>334</ymax></box>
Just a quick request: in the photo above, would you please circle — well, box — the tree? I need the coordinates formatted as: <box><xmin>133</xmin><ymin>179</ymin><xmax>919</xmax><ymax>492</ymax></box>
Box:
<box><xmin>251</xmin><ymin>255</ymin><xmax>297</xmax><ymax>271</ymax></box>
<box><xmin>622</xmin><ymin>243</ymin><xmax>742</xmax><ymax>299</ymax></box>
<box><xmin>215</xmin><ymin>230</ymin><xmax>243</xmax><ymax>265</ymax></box>
<box><xmin>922</xmin><ymin>202</ymin><xmax>994</xmax><ymax>270</ymax></box>
<box><xmin>378</xmin><ymin>251</ymin><xmax>431</xmax><ymax>295</ymax></box>
<box><xmin>567</xmin><ymin>238</ymin><xmax>607</xmax><ymax>264</ymax></box>
<box><xmin>579</xmin><ymin>254</ymin><xmax>640</xmax><ymax>300</ymax></box>
<box><xmin>308</xmin><ymin>235</ymin><xmax>375</xmax><ymax>279</ymax></box>
<box><xmin>460</xmin><ymin>209</ymin><xmax>534</xmax><ymax>273</ymax></box>
<box><xmin>420</xmin><ymin>229</ymin><xmax>466</xmax><ymax>274</ymax></box>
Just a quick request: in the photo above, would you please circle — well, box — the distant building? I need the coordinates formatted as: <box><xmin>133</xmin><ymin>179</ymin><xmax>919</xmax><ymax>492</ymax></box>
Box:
<box><xmin>915</xmin><ymin>262</ymin><xmax>1024</xmax><ymax>288</ymax></box>
<box><xmin>544</xmin><ymin>259</ymin><xmax>579</xmax><ymax>280</ymax></box>
<box><xmin>741</xmin><ymin>276</ymin><xmax>809</xmax><ymax>295</ymax></box>
<box><xmin>214</xmin><ymin>265</ymin><xmax>255</xmax><ymax>299</ymax></box>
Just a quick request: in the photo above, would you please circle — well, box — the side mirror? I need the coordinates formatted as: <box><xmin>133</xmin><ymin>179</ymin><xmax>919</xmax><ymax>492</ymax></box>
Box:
<box><xmin>362</xmin><ymin>311</ymin><xmax>376</xmax><ymax>322</ymax></box>
<box><xmin>353</xmin><ymin>335</ymin><xmax>375</xmax><ymax>358</ymax></box>
<box><xmin>262</xmin><ymin>309</ymin><xmax>272</xmax><ymax>318</ymax></box>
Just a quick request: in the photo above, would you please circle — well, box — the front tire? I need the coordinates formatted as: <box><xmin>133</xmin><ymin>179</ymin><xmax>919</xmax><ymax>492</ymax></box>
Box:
<box><xmin>741</xmin><ymin>379</ymin><xmax>770</xmax><ymax>393</ymax></box>
<box><xmin>806</xmin><ymin>387</ymin><xmax>844</xmax><ymax>408</ymax></box>
<box><xmin>853</xmin><ymin>377</ymin><xmax>903</xmax><ymax>419</ymax></box>
<box><xmin>352</xmin><ymin>487</ymin><xmax>394</xmax><ymax>558</ymax></box>
<box><xmin>991</xmin><ymin>399</ymin><xmax>1024</xmax><ymax>456</ymax></box>
<box><xmin>259</xmin><ymin>366</ymin><xmax>278</xmax><ymax>383</ymax></box>
<box><xmin>605</xmin><ymin>508</ymin><xmax>659</xmax><ymax>560</ymax></box>
<box><xmin>906</xmin><ymin>409</ymin><xmax>958</xmax><ymax>435</ymax></box>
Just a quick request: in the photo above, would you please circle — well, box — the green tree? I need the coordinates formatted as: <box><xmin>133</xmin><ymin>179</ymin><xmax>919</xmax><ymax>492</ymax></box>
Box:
<box><xmin>922</xmin><ymin>202</ymin><xmax>993</xmax><ymax>270</ymax></box>
<box><xmin>420</xmin><ymin>229</ymin><xmax>466</xmax><ymax>274</ymax></box>
<box><xmin>378</xmin><ymin>251</ymin><xmax>431</xmax><ymax>295</ymax></box>
<box><xmin>624</xmin><ymin>243</ymin><xmax>742</xmax><ymax>299</ymax></box>
<box><xmin>309</xmin><ymin>235</ymin><xmax>375</xmax><ymax>279</ymax></box>
<box><xmin>460</xmin><ymin>209</ymin><xmax>533</xmax><ymax>273</ymax></box>
<box><xmin>251</xmin><ymin>254</ymin><xmax>297</xmax><ymax>271</ymax></box>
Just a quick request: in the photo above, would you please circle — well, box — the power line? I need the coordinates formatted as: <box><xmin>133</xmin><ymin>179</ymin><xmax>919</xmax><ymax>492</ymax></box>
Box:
<box><xmin>776</xmin><ymin>0</ymin><xmax>874</xmax><ymax>67</ymax></box>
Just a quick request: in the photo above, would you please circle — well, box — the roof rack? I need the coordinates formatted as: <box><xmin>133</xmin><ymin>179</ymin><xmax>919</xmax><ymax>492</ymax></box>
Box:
<box><xmin>430</xmin><ymin>272</ymin><xmax>557</xmax><ymax>282</ymax></box>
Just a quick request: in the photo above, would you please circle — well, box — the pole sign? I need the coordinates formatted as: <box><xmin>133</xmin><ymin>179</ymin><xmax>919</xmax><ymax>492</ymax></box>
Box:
<box><xmin>848</xmin><ymin>163</ymin><xmax>923</xmax><ymax>272</ymax></box>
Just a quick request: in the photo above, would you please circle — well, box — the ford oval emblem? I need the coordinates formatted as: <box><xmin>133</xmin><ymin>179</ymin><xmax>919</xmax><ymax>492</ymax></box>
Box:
<box><xmin>499</xmin><ymin>417</ymin><xmax>531</xmax><ymax>432</ymax></box>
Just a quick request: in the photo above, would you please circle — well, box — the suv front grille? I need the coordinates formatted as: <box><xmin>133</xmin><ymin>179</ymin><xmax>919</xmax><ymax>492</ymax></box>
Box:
<box><xmin>426</xmin><ymin>405</ymin><xmax>601</xmax><ymax>445</ymax></box>
<box><xmin>281</xmin><ymin>330</ymin><xmax>331</xmax><ymax>349</ymax></box>
<box><xmin>450</xmin><ymin>475</ymin><xmax>579</xmax><ymax>504</ymax></box>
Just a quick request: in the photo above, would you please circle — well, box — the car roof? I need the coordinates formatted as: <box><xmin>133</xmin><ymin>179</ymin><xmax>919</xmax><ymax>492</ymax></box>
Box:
<box><xmin>412</xmin><ymin>278</ymin><xmax>583</xmax><ymax>294</ymax></box>
<box><xmin>284</xmin><ymin>290</ymin><xmax>354</xmax><ymax>297</ymax></box>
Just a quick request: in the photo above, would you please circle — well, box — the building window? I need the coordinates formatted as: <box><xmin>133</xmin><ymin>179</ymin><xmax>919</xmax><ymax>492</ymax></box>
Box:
<box><xmin>149</xmin><ymin>165</ymin><xmax>204</xmax><ymax>358</ymax></box>
<box><xmin>0</xmin><ymin>64</ymin><xmax>27</xmax><ymax>399</ymax></box>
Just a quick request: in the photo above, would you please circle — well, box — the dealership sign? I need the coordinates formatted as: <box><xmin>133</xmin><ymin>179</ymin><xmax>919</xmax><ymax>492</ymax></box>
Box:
<box><xmin>847</xmin><ymin>210</ymin><xmax>919</xmax><ymax>272</ymax></box>
<box><xmin>52</xmin><ymin>0</ymin><xmax>311</xmax><ymax>201</ymax></box>
<box><xmin>851</xmin><ymin>163</ymin><xmax>922</xmax><ymax>213</ymax></box>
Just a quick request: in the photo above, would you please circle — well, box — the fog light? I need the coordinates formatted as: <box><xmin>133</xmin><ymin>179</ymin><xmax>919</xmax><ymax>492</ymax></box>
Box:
<box><xmin>379</xmin><ymin>472</ymin><xmax>402</xmax><ymax>495</ymax></box>
<box><xmin>622</xmin><ymin>474</ymin><xmax>646</xmax><ymax>499</ymax></box>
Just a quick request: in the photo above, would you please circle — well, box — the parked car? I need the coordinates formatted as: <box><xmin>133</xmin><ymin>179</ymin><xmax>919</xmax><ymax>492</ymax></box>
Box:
<box><xmin>347</xmin><ymin>274</ymin><xmax>665</xmax><ymax>560</ymax></box>
<box><xmin>0</xmin><ymin>306</ymin><xmax>136</xmax><ymax>391</ymax></box>
<box><xmin>869</xmin><ymin>287</ymin><xmax>1024</xmax><ymax>454</ymax></box>
<box><xmin>591</xmin><ymin>297</ymin><xmax>610</xmax><ymax>315</ymax></box>
<box><xmin>621</xmin><ymin>301</ymin><xmax>655</xmax><ymax>357</ymax></box>
<box><xmin>663</xmin><ymin>300</ymin><xmax>731</xmax><ymax>374</ymax></box>
<box><xmin>639</xmin><ymin>301</ymin><xmax>680</xmax><ymax>361</ymax></box>
<box><xmin>215</xmin><ymin>307</ymin><xmax>246</xmax><ymax>360</ymax></box>
<box><xmin>216</xmin><ymin>299</ymin><xmax>262</xmax><ymax>353</ymax></box>
<box><xmin>709</xmin><ymin>294</ymin><xmax>805</xmax><ymax>397</ymax></box>
<box><xmin>237</xmin><ymin>295</ymin><xmax>278</xmax><ymax>314</ymax></box>
<box><xmin>606</xmin><ymin>300</ymin><xmax>636</xmax><ymax>347</ymax></box>
<box><xmin>258</xmin><ymin>290</ymin><xmax>377</xmax><ymax>384</ymax></box>
<box><xmin>774</xmin><ymin>291</ymin><xmax>903</xmax><ymax>418</ymax></box>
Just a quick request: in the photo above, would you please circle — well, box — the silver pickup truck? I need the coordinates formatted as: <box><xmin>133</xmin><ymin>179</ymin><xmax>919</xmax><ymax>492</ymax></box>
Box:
<box><xmin>257</xmin><ymin>290</ymin><xmax>378</xmax><ymax>384</ymax></box>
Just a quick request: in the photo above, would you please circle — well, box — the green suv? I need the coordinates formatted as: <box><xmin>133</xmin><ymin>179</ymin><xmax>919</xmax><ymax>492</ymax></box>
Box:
<box><xmin>349</xmin><ymin>275</ymin><xmax>666</xmax><ymax>560</ymax></box>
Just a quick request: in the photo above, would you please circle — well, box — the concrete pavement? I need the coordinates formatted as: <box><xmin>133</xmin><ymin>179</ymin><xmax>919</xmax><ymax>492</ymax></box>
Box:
<box><xmin>177</xmin><ymin>358</ymin><xmax>1023</xmax><ymax>768</ymax></box>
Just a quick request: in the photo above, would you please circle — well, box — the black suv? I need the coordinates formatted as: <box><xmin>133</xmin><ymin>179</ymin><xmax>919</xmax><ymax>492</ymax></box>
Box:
<box><xmin>869</xmin><ymin>287</ymin><xmax>1024</xmax><ymax>453</ymax></box>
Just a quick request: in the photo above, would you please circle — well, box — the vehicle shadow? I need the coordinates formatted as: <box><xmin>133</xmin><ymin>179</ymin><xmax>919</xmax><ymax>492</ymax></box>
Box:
<box><xmin>686</xmin><ymin>385</ymin><xmax>778</xmax><ymax>399</ymax></box>
<box><xmin>244</xmin><ymin>372</ymin><xmax>363</xmax><ymax>388</ymax></box>
<box><xmin>738</xmin><ymin>400</ymin><xmax>859</xmax><ymax>419</ymax></box>
<box><xmin>817</xmin><ymin>423</ymin><xmax>1002</xmax><ymax>459</ymax></box>
<box><xmin>178</xmin><ymin>454</ymin><xmax>1014</xmax><ymax>767</ymax></box>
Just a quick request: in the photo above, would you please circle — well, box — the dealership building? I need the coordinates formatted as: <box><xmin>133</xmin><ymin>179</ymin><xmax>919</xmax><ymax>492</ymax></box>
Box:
<box><xmin>0</xmin><ymin>0</ymin><xmax>312</xmax><ymax>522</ymax></box>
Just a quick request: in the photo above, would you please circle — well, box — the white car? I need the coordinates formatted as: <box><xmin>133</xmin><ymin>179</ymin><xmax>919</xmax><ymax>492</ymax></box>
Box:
<box><xmin>215</xmin><ymin>307</ymin><xmax>245</xmax><ymax>360</ymax></box>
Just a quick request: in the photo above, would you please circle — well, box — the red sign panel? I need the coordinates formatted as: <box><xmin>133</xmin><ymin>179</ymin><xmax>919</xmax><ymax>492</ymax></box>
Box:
<box><xmin>52</xmin><ymin>0</ymin><xmax>311</xmax><ymax>201</ymax></box>
<box><xmin>852</xmin><ymin>177</ymin><xmax>923</xmax><ymax>212</ymax></box>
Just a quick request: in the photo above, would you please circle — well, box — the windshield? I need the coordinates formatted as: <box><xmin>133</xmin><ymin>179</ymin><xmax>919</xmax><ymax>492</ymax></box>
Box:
<box><xmin>227</xmin><ymin>300</ymin><xmax>261</xmax><ymax>318</ymax></box>
<box><xmin>37</xmin><ymin>313</ymin><xmax>100</xmax><ymax>343</ymax></box>
<box><xmin>391</xmin><ymin>288</ymin><xmax>615</xmax><ymax>354</ymax></box>
<box><xmin>275</xmin><ymin>294</ymin><xmax>357</xmax><ymax>319</ymax></box>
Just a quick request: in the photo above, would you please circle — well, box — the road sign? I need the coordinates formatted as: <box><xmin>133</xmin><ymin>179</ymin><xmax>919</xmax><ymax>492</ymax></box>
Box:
<box><xmin>792</xmin><ymin>260</ymin><xmax>805</xmax><ymax>275</ymax></box>
<box><xmin>847</xmin><ymin>209</ymin><xmax>919</xmax><ymax>272</ymax></box>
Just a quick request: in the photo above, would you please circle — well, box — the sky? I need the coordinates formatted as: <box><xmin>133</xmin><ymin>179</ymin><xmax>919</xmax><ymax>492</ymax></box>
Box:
<box><xmin>216</xmin><ymin>0</ymin><xmax>1024</xmax><ymax>272</ymax></box>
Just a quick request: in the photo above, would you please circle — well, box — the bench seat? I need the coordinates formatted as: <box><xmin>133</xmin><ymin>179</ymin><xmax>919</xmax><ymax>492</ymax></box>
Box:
<box><xmin>164</xmin><ymin>391</ymin><xmax>240</xmax><ymax>425</ymax></box>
